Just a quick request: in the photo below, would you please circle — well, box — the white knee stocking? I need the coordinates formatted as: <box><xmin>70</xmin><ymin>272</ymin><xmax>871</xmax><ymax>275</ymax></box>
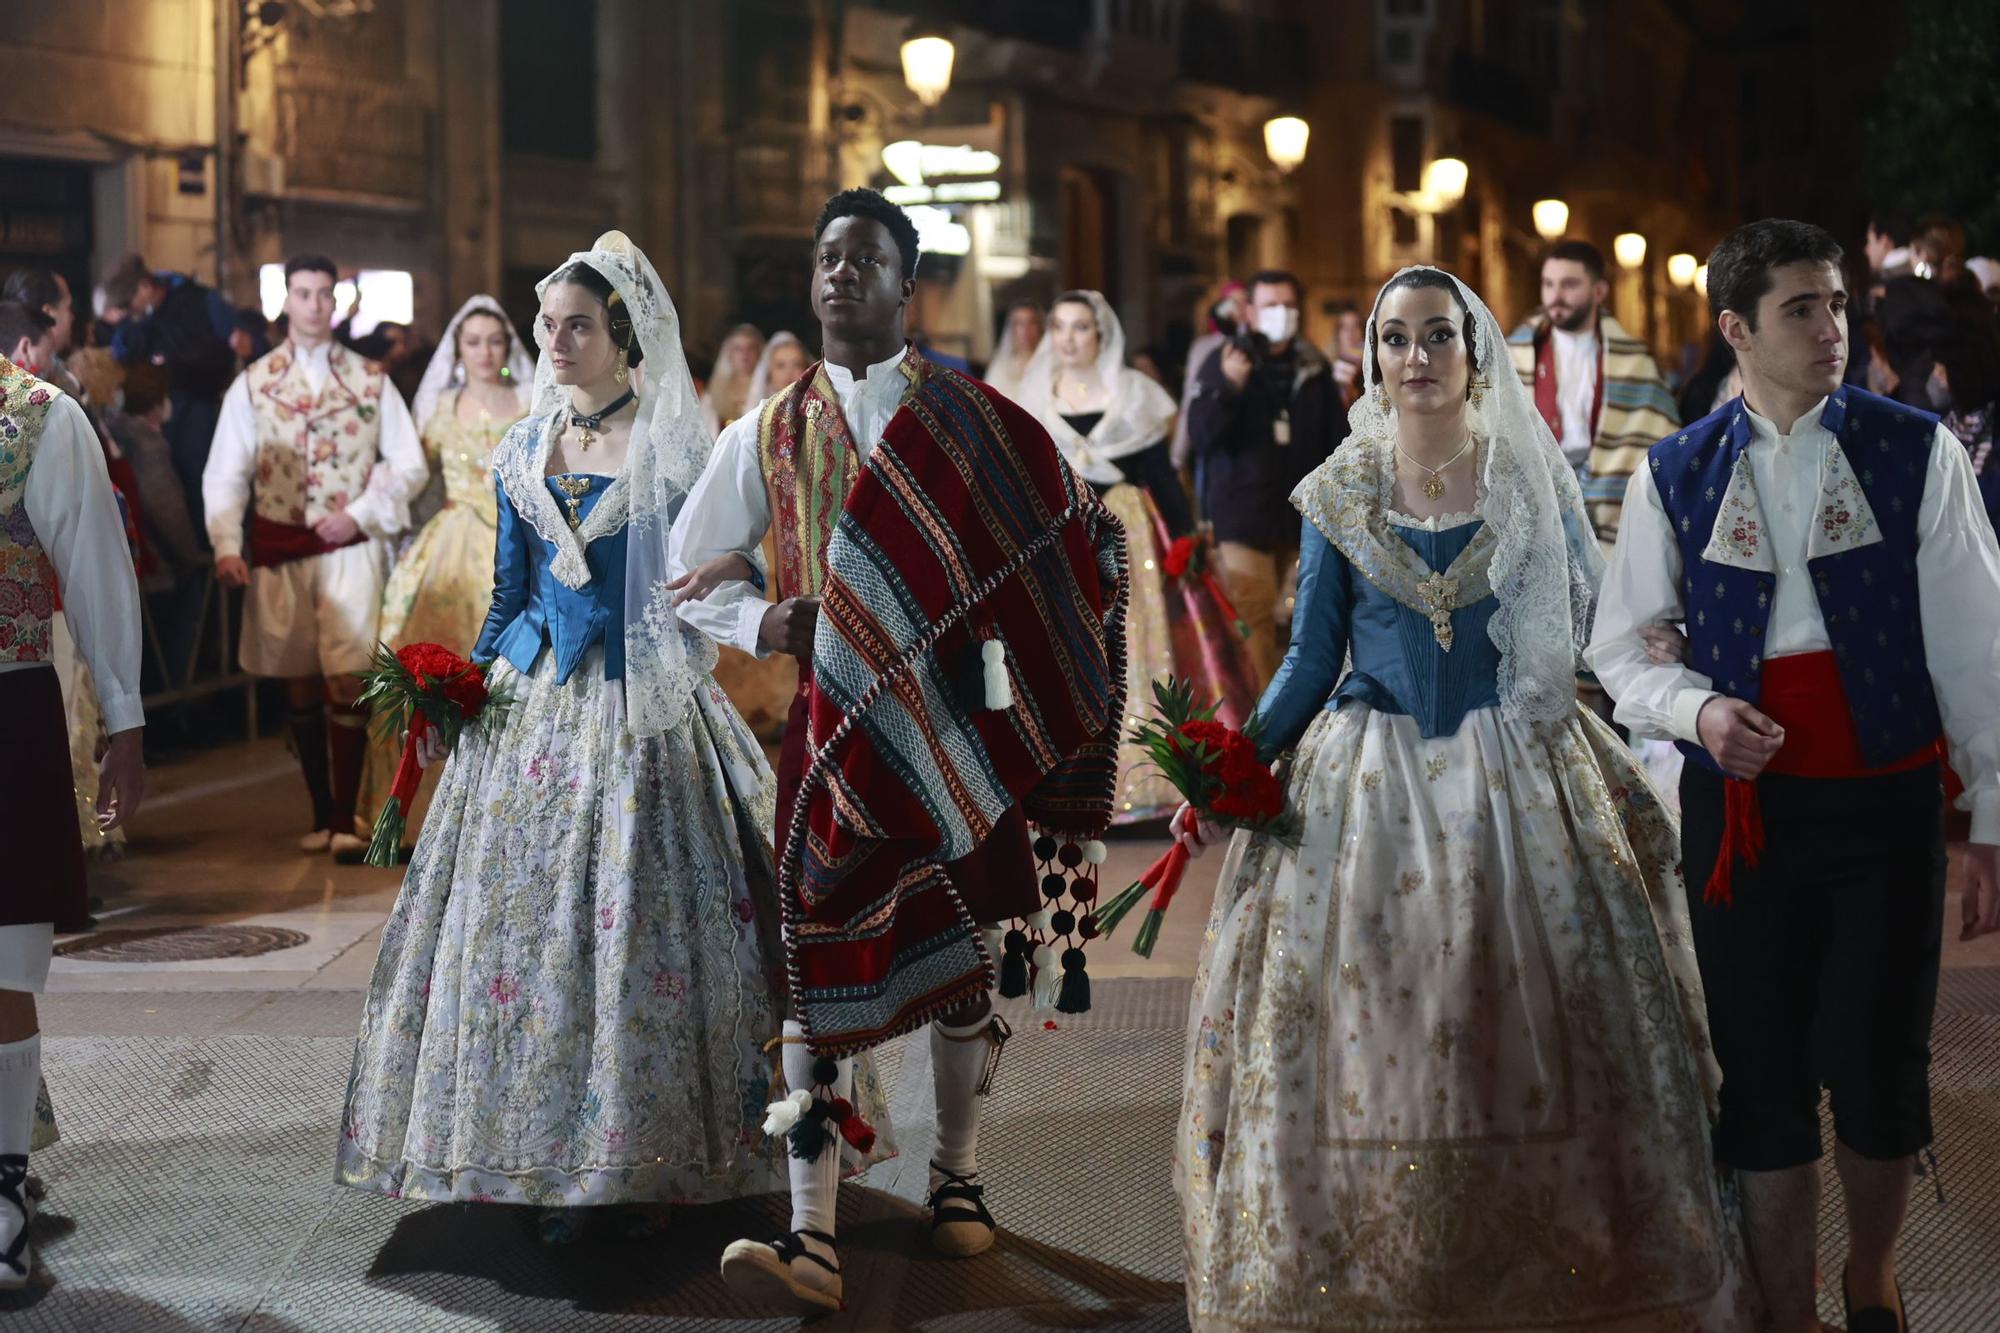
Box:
<box><xmin>779</xmin><ymin>1020</ymin><xmax>849</xmax><ymax>1239</ymax></box>
<box><xmin>0</xmin><ymin>1034</ymin><xmax>40</xmax><ymax>1159</ymax></box>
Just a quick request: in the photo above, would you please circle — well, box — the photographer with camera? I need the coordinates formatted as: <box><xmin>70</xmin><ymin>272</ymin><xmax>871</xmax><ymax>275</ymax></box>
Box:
<box><xmin>1186</xmin><ymin>269</ymin><xmax>1347</xmax><ymax>680</ymax></box>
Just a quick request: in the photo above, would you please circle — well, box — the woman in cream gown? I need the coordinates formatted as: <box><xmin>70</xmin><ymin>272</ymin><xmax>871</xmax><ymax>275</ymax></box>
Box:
<box><xmin>1015</xmin><ymin>290</ymin><xmax>1257</xmax><ymax>822</ymax></box>
<box><xmin>1173</xmin><ymin>267</ymin><xmax>1757</xmax><ymax>1331</ymax></box>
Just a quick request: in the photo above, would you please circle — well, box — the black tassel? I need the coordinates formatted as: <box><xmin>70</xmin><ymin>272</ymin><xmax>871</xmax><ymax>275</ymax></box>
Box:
<box><xmin>1055</xmin><ymin>946</ymin><xmax>1091</xmax><ymax>1014</ymax></box>
<box><xmin>788</xmin><ymin>1101</ymin><xmax>835</xmax><ymax>1161</ymax></box>
<box><xmin>998</xmin><ymin>928</ymin><xmax>1029</xmax><ymax>998</ymax></box>
<box><xmin>952</xmin><ymin>636</ymin><xmax>987</xmax><ymax>714</ymax></box>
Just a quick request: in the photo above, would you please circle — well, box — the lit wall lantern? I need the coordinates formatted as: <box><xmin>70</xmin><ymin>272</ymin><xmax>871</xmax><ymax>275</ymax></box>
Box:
<box><xmin>1422</xmin><ymin>157</ymin><xmax>1468</xmax><ymax>211</ymax></box>
<box><xmin>900</xmin><ymin>27</ymin><xmax>956</xmax><ymax>108</ymax></box>
<box><xmin>1531</xmin><ymin>198</ymin><xmax>1570</xmax><ymax>241</ymax></box>
<box><xmin>1264</xmin><ymin>116</ymin><xmax>1310</xmax><ymax>174</ymax></box>
<box><xmin>1613</xmin><ymin>232</ymin><xmax>1648</xmax><ymax>269</ymax></box>
<box><xmin>1667</xmin><ymin>252</ymin><xmax>1699</xmax><ymax>288</ymax></box>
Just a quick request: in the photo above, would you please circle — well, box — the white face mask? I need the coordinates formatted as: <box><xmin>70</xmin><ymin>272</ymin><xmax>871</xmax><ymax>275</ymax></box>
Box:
<box><xmin>1256</xmin><ymin>304</ymin><xmax>1299</xmax><ymax>345</ymax></box>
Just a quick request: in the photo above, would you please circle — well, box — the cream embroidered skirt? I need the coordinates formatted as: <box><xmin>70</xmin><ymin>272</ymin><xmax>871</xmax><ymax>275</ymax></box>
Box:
<box><xmin>1177</xmin><ymin>703</ymin><xmax>1758</xmax><ymax>1331</ymax></box>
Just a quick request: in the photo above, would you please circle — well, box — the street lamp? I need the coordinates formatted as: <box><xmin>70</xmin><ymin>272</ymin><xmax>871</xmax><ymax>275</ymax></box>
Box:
<box><xmin>1694</xmin><ymin>263</ymin><xmax>1710</xmax><ymax>297</ymax></box>
<box><xmin>900</xmin><ymin>24</ymin><xmax>955</xmax><ymax>108</ymax></box>
<box><xmin>1264</xmin><ymin>116</ymin><xmax>1310</xmax><ymax>174</ymax></box>
<box><xmin>1532</xmin><ymin>199</ymin><xmax>1569</xmax><ymax>241</ymax></box>
<box><xmin>1422</xmin><ymin>157</ymin><xmax>1468</xmax><ymax>211</ymax></box>
<box><xmin>1614</xmin><ymin>232</ymin><xmax>1647</xmax><ymax>269</ymax></box>
<box><xmin>1667</xmin><ymin>252</ymin><xmax>1699</xmax><ymax>288</ymax></box>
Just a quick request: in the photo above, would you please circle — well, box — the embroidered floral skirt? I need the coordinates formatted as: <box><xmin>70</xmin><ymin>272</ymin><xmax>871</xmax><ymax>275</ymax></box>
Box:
<box><xmin>337</xmin><ymin>652</ymin><xmax>801</xmax><ymax>1207</ymax></box>
<box><xmin>1178</xmin><ymin>703</ymin><xmax>1758</xmax><ymax>1331</ymax></box>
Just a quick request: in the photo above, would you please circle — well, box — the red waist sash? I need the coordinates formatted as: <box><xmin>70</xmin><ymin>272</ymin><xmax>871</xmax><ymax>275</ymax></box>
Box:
<box><xmin>1706</xmin><ymin>651</ymin><xmax>1941</xmax><ymax>905</ymax></box>
<box><xmin>248</xmin><ymin>514</ymin><xmax>366</xmax><ymax>569</ymax></box>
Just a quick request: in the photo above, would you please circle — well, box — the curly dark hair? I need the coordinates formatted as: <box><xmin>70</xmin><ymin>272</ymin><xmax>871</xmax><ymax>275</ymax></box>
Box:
<box><xmin>812</xmin><ymin>189</ymin><xmax>920</xmax><ymax>280</ymax></box>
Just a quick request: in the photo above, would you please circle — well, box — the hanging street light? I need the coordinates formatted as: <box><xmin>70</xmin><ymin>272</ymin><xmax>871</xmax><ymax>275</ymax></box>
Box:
<box><xmin>1421</xmin><ymin>157</ymin><xmax>1468</xmax><ymax>211</ymax></box>
<box><xmin>1613</xmin><ymin>232</ymin><xmax>1648</xmax><ymax>269</ymax></box>
<box><xmin>900</xmin><ymin>24</ymin><xmax>956</xmax><ymax>108</ymax></box>
<box><xmin>1667</xmin><ymin>252</ymin><xmax>1699</xmax><ymax>288</ymax></box>
<box><xmin>1532</xmin><ymin>199</ymin><xmax>1569</xmax><ymax>241</ymax></box>
<box><xmin>1264</xmin><ymin>116</ymin><xmax>1310</xmax><ymax>174</ymax></box>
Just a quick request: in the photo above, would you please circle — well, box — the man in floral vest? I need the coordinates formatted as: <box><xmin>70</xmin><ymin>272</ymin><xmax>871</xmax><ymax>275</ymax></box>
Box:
<box><xmin>0</xmin><ymin>352</ymin><xmax>146</xmax><ymax>1289</ymax></box>
<box><xmin>1590</xmin><ymin>218</ymin><xmax>2000</xmax><ymax>1333</ymax></box>
<box><xmin>202</xmin><ymin>255</ymin><xmax>427</xmax><ymax>859</ymax></box>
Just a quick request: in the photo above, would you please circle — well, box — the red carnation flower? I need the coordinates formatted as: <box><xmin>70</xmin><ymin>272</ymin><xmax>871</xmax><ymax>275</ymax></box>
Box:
<box><xmin>439</xmin><ymin>664</ymin><xmax>489</xmax><ymax>713</ymax></box>
<box><xmin>1173</xmin><ymin>719</ymin><xmax>1235</xmax><ymax>768</ymax></box>
<box><xmin>1162</xmin><ymin>535</ymin><xmax>1197</xmax><ymax>579</ymax></box>
<box><xmin>397</xmin><ymin>642</ymin><xmax>472</xmax><ymax>683</ymax></box>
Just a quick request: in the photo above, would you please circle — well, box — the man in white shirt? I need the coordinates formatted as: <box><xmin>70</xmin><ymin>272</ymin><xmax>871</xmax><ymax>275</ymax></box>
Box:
<box><xmin>0</xmin><ymin>353</ymin><xmax>146</xmax><ymax>1289</ymax></box>
<box><xmin>202</xmin><ymin>256</ymin><xmax>427</xmax><ymax>859</ymax></box>
<box><xmin>1588</xmin><ymin>218</ymin><xmax>2000</xmax><ymax>1333</ymax></box>
<box><xmin>676</xmin><ymin>190</ymin><xmax>1054</xmax><ymax>1315</ymax></box>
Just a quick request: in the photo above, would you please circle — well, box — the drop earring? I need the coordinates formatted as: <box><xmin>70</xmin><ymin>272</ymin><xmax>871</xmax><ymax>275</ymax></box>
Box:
<box><xmin>615</xmin><ymin>344</ymin><xmax>629</xmax><ymax>385</ymax></box>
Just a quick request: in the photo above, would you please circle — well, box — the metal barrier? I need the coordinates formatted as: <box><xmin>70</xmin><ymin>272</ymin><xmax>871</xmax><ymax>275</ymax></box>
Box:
<box><xmin>139</xmin><ymin>577</ymin><xmax>259</xmax><ymax>737</ymax></box>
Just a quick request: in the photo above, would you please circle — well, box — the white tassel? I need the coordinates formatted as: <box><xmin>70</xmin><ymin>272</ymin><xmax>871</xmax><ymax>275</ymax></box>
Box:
<box><xmin>1031</xmin><ymin>942</ymin><xmax>1062</xmax><ymax>1008</ymax></box>
<box><xmin>980</xmin><ymin>925</ymin><xmax>1005</xmax><ymax>967</ymax></box>
<box><xmin>983</xmin><ymin>662</ymin><xmax>1012</xmax><ymax>710</ymax></box>
<box><xmin>1025</xmin><ymin>908</ymin><xmax>1054</xmax><ymax>934</ymax></box>
<box><xmin>1081</xmin><ymin>839</ymin><xmax>1107</xmax><ymax>865</ymax></box>
<box><xmin>761</xmin><ymin>1087</ymin><xmax>813</xmax><ymax>1137</ymax></box>
<box><xmin>979</xmin><ymin>639</ymin><xmax>1006</xmax><ymax>666</ymax></box>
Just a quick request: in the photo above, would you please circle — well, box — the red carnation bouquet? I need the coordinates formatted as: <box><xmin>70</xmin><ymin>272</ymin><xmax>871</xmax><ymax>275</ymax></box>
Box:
<box><xmin>1160</xmin><ymin>529</ymin><xmax>1251</xmax><ymax>640</ymax></box>
<box><xmin>1091</xmin><ymin>677</ymin><xmax>1295</xmax><ymax>955</ymax></box>
<box><xmin>355</xmin><ymin>642</ymin><xmax>511</xmax><ymax>868</ymax></box>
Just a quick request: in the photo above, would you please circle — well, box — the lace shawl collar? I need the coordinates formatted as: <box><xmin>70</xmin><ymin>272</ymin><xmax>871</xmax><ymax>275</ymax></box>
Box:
<box><xmin>493</xmin><ymin>410</ymin><xmax>632</xmax><ymax>589</ymax></box>
<box><xmin>1291</xmin><ymin>436</ymin><xmax>1498</xmax><ymax>649</ymax></box>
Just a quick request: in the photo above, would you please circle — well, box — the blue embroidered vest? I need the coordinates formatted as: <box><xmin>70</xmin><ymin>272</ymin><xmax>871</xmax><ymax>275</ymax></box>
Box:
<box><xmin>1648</xmin><ymin>388</ymin><xmax>1939</xmax><ymax>775</ymax></box>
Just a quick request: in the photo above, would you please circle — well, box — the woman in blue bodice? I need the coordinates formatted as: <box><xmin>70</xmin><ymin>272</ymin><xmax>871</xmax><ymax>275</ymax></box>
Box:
<box><xmin>473</xmin><ymin>467</ymin><xmax>631</xmax><ymax>683</ymax></box>
<box><xmin>1172</xmin><ymin>268</ymin><xmax>1759</xmax><ymax>1331</ymax></box>
<box><xmin>336</xmin><ymin>233</ymin><xmax>862</xmax><ymax>1245</ymax></box>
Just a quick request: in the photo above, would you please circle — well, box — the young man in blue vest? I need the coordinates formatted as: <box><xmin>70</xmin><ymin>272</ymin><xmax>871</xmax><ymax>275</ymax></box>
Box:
<box><xmin>1589</xmin><ymin>218</ymin><xmax>2000</xmax><ymax>1333</ymax></box>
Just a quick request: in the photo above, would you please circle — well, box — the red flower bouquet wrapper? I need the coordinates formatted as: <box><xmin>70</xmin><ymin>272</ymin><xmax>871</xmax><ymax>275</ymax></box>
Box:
<box><xmin>1090</xmin><ymin>677</ymin><xmax>1297</xmax><ymax>955</ymax></box>
<box><xmin>354</xmin><ymin>642</ymin><xmax>510</xmax><ymax>868</ymax></box>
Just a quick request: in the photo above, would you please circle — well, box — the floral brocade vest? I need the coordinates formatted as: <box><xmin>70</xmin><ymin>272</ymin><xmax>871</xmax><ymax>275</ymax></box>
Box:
<box><xmin>244</xmin><ymin>341</ymin><xmax>386</xmax><ymax>528</ymax></box>
<box><xmin>0</xmin><ymin>358</ymin><xmax>63</xmax><ymax>664</ymax></box>
<box><xmin>755</xmin><ymin>350</ymin><xmax>925</xmax><ymax>604</ymax></box>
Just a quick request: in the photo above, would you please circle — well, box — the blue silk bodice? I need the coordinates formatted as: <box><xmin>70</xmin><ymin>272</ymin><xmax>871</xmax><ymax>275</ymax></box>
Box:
<box><xmin>473</xmin><ymin>474</ymin><xmax>628</xmax><ymax>682</ymax></box>
<box><xmin>1254</xmin><ymin>512</ymin><xmax>1503</xmax><ymax>759</ymax></box>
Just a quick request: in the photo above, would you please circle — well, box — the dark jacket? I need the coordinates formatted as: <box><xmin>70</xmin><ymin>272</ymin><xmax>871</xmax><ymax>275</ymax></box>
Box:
<box><xmin>1187</xmin><ymin>339</ymin><xmax>1346</xmax><ymax>549</ymax></box>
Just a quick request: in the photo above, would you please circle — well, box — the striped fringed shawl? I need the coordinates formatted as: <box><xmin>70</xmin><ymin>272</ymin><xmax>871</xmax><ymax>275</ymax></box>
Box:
<box><xmin>1508</xmin><ymin>312</ymin><xmax>1680</xmax><ymax>549</ymax></box>
<box><xmin>778</xmin><ymin>368</ymin><xmax>1128</xmax><ymax>1055</ymax></box>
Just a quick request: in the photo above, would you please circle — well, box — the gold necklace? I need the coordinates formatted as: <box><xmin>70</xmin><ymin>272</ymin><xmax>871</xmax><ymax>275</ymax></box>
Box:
<box><xmin>1395</xmin><ymin>437</ymin><xmax>1475</xmax><ymax>501</ymax></box>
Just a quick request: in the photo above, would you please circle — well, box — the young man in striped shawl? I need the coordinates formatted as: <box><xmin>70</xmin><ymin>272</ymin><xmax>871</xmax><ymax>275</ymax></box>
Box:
<box><xmin>671</xmin><ymin>189</ymin><xmax>1124</xmax><ymax>1315</ymax></box>
<box><xmin>1507</xmin><ymin>239</ymin><xmax>1680</xmax><ymax>552</ymax></box>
